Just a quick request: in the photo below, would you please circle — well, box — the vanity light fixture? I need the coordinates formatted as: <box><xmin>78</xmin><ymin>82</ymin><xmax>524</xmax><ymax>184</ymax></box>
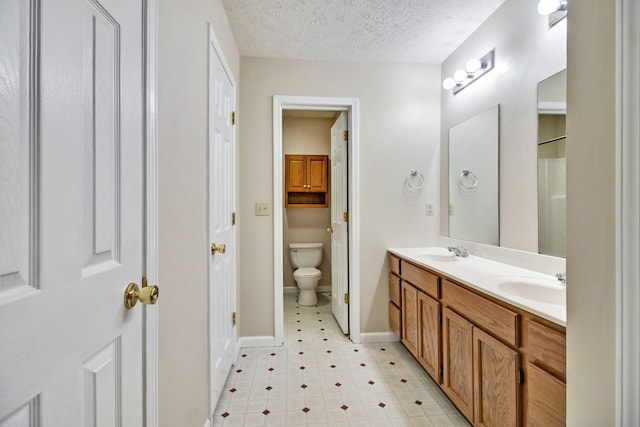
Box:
<box><xmin>538</xmin><ymin>0</ymin><xmax>567</xmax><ymax>27</ymax></box>
<box><xmin>442</xmin><ymin>49</ymin><xmax>495</xmax><ymax>95</ymax></box>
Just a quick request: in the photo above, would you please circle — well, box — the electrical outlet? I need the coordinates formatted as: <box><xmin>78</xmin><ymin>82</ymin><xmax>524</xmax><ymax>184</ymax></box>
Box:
<box><xmin>426</xmin><ymin>202</ymin><xmax>434</xmax><ymax>216</ymax></box>
<box><xmin>449</xmin><ymin>203</ymin><xmax>454</xmax><ymax>216</ymax></box>
<box><xmin>255</xmin><ymin>202</ymin><xmax>271</xmax><ymax>216</ymax></box>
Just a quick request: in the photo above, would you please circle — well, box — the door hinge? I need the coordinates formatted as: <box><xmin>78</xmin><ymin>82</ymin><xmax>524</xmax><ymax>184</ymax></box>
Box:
<box><xmin>343</xmin><ymin>130</ymin><xmax>348</xmax><ymax>141</ymax></box>
<box><xmin>519</xmin><ymin>368</ymin><xmax>525</xmax><ymax>385</ymax></box>
<box><xmin>439</xmin><ymin>312</ymin><xmax>443</xmax><ymax>324</ymax></box>
<box><xmin>343</xmin><ymin>211</ymin><xmax>349</xmax><ymax>222</ymax></box>
<box><xmin>232</xmin><ymin>312</ymin><xmax>237</xmax><ymax>327</ymax></box>
<box><xmin>344</xmin><ymin>293</ymin><xmax>350</xmax><ymax>304</ymax></box>
<box><xmin>232</xmin><ymin>212</ymin><xmax>236</xmax><ymax>225</ymax></box>
<box><xmin>232</xmin><ymin>111</ymin><xmax>236</xmax><ymax>125</ymax></box>
<box><xmin>440</xmin><ymin>366</ymin><xmax>444</xmax><ymax>377</ymax></box>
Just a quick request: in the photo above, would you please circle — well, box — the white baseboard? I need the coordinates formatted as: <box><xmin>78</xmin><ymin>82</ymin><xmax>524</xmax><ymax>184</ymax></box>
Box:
<box><xmin>237</xmin><ymin>336</ymin><xmax>277</xmax><ymax>348</ymax></box>
<box><xmin>203</xmin><ymin>418</ymin><xmax>211</xmax><ymax>427</ymax></box>
<box><xmin>359</xmin><ymin>332</ymin><xmax>400</xmax><ymax>343</ymax></box>
<box><xmin>283</xmin><ymin>285</ymin><xmax>331</xmax><ymax>294</ymax></box>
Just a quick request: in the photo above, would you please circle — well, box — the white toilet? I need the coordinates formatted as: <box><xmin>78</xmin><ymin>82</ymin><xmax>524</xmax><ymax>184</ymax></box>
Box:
<box><xmin>289</xmin><ymin>242</ymin><xmax>323</xmax><ymax>306</ymax></box>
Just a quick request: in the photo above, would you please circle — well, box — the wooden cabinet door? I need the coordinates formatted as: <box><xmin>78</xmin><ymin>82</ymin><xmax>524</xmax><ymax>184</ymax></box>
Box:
<box><xmin>418</xmin><ymin>291</ymin><xmax>441</xmax><ymax>383</ymax></box>
<box><xmin>473</xmin><ymin>327</ymin><xmax>520</xmax><ymax>427</ymax></box>
<box><xmin>526</xmin><ymin>363</ymin><xmax>565</xmax><ymax>427</ymax></box>
<box><xmin>307</xmin><ymin>155</ymin><xmax>328</xmax><ymax>192</ymax></box>
<box><xmin>401</xmin><ymin>282</ymin><xmax>419</xmax><ymax>356</ymax></box>
<box><xmin>285</xmin><ymin>155</ymin><xmax>306</xmax><ymax>192</ymax></box>
<box><xmin>442</xmin><ymin>308</ymin><xmax>474</xmax><ymax>422</ymax></box>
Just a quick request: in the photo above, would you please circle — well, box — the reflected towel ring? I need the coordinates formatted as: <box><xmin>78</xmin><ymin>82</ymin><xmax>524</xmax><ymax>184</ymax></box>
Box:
<box><xmin>405</xmin><ymin>170</ymin><xmax>425</xmax><ymax>192</ymax></box>
<box><xmin>459</xmin><ymin>170</ymin><xmax>478</xmax><ymax>189</ymax></box>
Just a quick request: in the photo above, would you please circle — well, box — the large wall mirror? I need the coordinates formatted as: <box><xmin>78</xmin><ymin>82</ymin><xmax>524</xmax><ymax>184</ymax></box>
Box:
<box><xmin>448</xmin><ymin>105</ymin><xmax>500</xmax><ymax>245</ymax></box>
<box><xmin>537</xmin><ymin>69</ymin><xmax>567</xmax><ymax>257</ymax></box>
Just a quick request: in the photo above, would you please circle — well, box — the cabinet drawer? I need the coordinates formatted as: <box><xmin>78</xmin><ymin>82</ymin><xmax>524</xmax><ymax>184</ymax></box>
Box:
<box><xmin>527</xmin><ymin>362</ymin><xmax>566</xmax><ymax>426</ymax></box>
<box><xmin>442</xmin><ymin>279</ymin><xmax>519</xmax><ymax>347</ymax></box>
<box><xmin>527</xmin><ymin>320</ymin><xmax>566</xmax><ymax>378</ymax></box>
<box><xmin>389</xmin><ymin>302</ymin><xmax>401</xmax><ymax>338</ymax></box>
<box><xmin>389</xmin><ymin>273</ymin><xmax>401</xmax><ymax>307</ymax></box>
<box><xmin>402</xmin><ymin>261</ymin><xmax>439</xmax><ymax>298</ymax></box>
<box><xmin>389</xmin><ymin>253</ymin><xmax>400</xmax><ymax>275</ymax></box>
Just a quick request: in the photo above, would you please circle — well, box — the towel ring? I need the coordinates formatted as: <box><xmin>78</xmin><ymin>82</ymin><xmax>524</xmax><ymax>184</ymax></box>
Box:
<box><xmin>459</xmin><ymin>170</ymin><xmax>478</xmax><ymax>190</ymax></box>
<box><xmin>405</xmin><ymin>170</ymin><xmax>425</xmax><ymax>192</ymax></box>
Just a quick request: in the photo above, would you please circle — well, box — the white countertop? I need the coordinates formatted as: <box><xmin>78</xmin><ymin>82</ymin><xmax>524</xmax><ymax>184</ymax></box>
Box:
<box><xmin>388</xmin><ymin>247</ymin><xmax>566</xmax><ymax>326</ymax></box>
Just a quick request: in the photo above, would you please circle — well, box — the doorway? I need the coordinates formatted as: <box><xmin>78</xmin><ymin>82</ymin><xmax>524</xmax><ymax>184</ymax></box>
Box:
<box><xmin>273</xmin><ymin>96</ymin><xmax>361</xmax><ymax>345</ymax></box>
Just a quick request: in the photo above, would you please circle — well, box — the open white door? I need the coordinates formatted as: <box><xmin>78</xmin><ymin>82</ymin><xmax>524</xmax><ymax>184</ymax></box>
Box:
<box><xmin>330</xmin><ymin>112</ymin><xmax>349</xmax><ymax>334</ymax></box>
<box><xmin>208</xmin><ymin>27</ymin><xmax>237</xmax><ymax>412</ymax></box>
<box><xmin>0</xmin><ymin>0</ymin><xmax>147</xmax><ymax>425</ymax></box>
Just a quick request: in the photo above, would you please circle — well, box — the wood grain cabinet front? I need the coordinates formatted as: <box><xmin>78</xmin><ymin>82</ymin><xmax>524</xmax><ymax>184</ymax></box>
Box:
<box><xmin>387</xmin><ymin>251</ymin><xmax>566</xmax><ymax>427</ymax></box>
<box><xmin>525</xmin><ymin>319</ymin><xmax>566</xmax><ymax>426</ymax></box>
<box><xmin>401</xmin><ymin>281</ymin><xmax>442</xmax><ymax>383</ymax></box>
<box><xmin>285</xmin><ymin>155</ymin><xmax>328</xmax><ymax>207</ymax></box>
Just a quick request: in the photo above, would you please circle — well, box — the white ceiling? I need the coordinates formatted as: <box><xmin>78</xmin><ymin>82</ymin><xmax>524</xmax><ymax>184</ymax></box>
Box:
<box><xmin>221</xmin><ymin>0</ymin><xmax>506</xmax><ymax>64</ymax></box>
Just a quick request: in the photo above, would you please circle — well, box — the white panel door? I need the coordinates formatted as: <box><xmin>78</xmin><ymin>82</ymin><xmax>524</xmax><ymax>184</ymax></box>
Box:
<box><xmin>330</xmin><ymin>112</ymin><xmax>349</xmax><ymax>334</ymax></box>
<box><xmin>0</xmin><ymin>0</ymin><xmax>146</xmax><ymax>425</ymax></box>
<box><xmin>208</xmin><ymin>31</ymin><xmax>237</xmax><ymax>413</ymax></box>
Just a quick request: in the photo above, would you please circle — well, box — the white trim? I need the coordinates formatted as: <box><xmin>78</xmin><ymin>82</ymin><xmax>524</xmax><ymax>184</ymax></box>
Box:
<box><xmin>359</xmin><ymin>332</ymin><xmax>400</xmax><ymax>343</ymax></box>
<box><xmin>238</xmin><ymin>336</ymin><xmax>276</xmax><ymax>348</ymax></box>
<box><xmin>273</xmin><ymin>96</ymin><xmax>361</xmax><ymax>345</ymax></box>
<box><xmin>143</xmin><ymin>0</ymin><xmax>158</xmax><ymax>425</ymax></box>
<box><xmin>203</xmin><ymin>418</ymin><xmax>212</xmax><ymax>427</ymax></box>
<box><xmin>617</xmin><ymin>0</ymin><xmax>640</xmax><ymax>425</ymax></box>
<box><xmin>207</xmin><ymin>22</ymin><xmax>238</xmax><ymax>417</ymax></box>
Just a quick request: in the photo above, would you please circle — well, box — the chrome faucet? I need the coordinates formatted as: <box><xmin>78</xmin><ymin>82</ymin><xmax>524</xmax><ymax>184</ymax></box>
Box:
<box><xmin>447</xmin><ymin>246</ymin><xmax>469</xmax><ymax>257</ymax></box>
<box><xmin>556</xmin><ymin>272</ymin><xmax>567</xmax><ymax>286</ymax></box>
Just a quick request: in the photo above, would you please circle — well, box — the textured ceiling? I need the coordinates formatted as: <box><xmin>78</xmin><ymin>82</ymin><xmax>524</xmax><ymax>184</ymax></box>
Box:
<box><xmin>221</xmin><ymin>0</ymin><xmax>506</xmax><ymax>64</ymax></box>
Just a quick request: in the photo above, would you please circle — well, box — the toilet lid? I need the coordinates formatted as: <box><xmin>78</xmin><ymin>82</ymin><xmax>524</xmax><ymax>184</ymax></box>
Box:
<box><xmin>294</xmin><ymin>267</ymin><xmax>321</xmax><ymax>278</ymax></box>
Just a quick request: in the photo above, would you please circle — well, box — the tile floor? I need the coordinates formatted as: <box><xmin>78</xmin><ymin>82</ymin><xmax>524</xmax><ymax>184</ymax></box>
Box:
<box><xmin>212</xmin><ymin>292</ymin><xmax>471</xmax><ymax>426</ymax></box>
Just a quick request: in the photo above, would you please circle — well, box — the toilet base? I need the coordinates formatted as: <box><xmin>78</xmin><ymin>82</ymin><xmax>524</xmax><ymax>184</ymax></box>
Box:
<box><xmin>298</xmin><ymin>289</ymin><xmax>318</xmax><ymax>306</ymax></box>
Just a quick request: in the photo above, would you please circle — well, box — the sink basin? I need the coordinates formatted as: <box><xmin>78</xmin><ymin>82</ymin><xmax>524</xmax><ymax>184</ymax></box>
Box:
<box><xmin>496</xmin><ymin>277</ymin><xmax>566</xmax><ymax>306</ymax></box>
<box><xmin>417</xmin><ymin>253</ymin><xmax>458</xmax><ymax>263</ymax></box>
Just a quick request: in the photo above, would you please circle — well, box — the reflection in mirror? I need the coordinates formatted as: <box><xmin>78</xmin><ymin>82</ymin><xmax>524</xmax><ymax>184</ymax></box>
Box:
<box><xmin>537</xmin><ymin>69</ymin><xmax>566</xmax><ymax>257</ymax></box>
<box><xmin>448</xmin><ymin>105</ymin><xmax>499</xmax><ymax>246</ymax></box>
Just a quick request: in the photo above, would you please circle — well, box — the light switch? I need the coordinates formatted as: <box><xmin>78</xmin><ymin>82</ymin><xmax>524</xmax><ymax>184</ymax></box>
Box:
<box><xmin>255</xmin><ymin>202</ymin><xmax>271</xmax><ymax>216</ymax></box>
<box><xmin>426</xmin><ymin>202</ymin><xmax>434</xmax><ymax>216</ymax></box>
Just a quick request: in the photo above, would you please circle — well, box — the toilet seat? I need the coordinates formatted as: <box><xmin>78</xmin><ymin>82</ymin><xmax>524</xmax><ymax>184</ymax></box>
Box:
<box><xmin>294</xmin><ymin>267</ymin><xmax>321</xmax><ymax>278</ymax></box>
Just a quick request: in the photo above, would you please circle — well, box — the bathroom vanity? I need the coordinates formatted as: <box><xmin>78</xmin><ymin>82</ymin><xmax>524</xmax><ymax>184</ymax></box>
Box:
<box><xmin>388</xmin><ymin>247</ymin><xmax>566</xmax><ymax>427</ymax></box>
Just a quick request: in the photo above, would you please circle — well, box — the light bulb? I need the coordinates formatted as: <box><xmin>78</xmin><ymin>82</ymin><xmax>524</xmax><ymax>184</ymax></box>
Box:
<box><xmin>453</xmin><ymin>69</ymin><xmax>467</xmax><ymax>83</ymax></box>
<box><xmin>465</xmin><ymin>58</ymin><xmax>482</xmax><ymax>74</ymax></box>
<box><xmin>442</xmin><ymin>77</ymin><xmax>456</xmax><ymax>90</ymax></box>
<box><xmin>538</xmin><ymin>0</ymin><xmax>561</xmax><ymax>15</ymax></box>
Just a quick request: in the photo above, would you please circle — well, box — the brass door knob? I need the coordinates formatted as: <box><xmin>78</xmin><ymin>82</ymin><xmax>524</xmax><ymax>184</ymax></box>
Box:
<box><xmin>326</xmin><ymin>227</ymin><xmax>333</xmax><ymax>234</ymax></box>
<box><xmin>211</xmin><ymin>242</ymin><xmax>226</xmax><ymax>254</ymax></box>
<box><xmin>124</xmin><ymin>279</ymin><xmax>159</xmax><ymax>309</ymax></box>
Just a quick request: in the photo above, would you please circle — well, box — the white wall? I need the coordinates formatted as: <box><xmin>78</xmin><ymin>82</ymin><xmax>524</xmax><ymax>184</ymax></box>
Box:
<box><xmin>566</xmin><ymin>0</ymin><xmax>617</xmax><ymax>423</ymax></box>
<box><xmin>157</xmin><ymin>0</ymin><xmax>239</xmax><ymax>425</ymax></box>
<box><xmin>283</xmin><ymin>116</ymin><xmax>333</xmax><ymax>289</ymax></box>
<box><xmin>238</xmin><ymin>58</ymin><xmax>441</xmax><ymax>337</ymax></box>
<box><xmin>440</xmin><ymin>0</ymin><xmax>566</xmax><ymax>252</ymax></box>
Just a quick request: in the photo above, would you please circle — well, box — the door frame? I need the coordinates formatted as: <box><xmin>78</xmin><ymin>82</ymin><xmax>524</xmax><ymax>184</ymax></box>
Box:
<box><xmin>618</xmin><ymin>0</ymin><xmax>640</xmax><ymax>424</ymax></box>
<box><xmin>143</xmin><ymin>0</ymin><xmax>159</xmax><ymax>425</ymax></box>
<box><xmin>273</xmin><ymin>96</ymin><xmax>361</xmax><ymax>345</ymax></box>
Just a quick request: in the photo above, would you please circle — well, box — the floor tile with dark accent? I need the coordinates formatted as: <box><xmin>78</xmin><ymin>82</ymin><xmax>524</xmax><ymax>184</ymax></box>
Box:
<box><xmin>212</xmin><ymin>292</ymin><xmax>471</xmax><ymax>426</ymax></box>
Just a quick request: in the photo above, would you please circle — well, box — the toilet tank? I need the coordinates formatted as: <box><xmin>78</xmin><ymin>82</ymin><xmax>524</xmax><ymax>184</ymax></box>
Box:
<box><xmin>289</xmin><ymin>242</ymin><xmax>323</xmax><ymax>268</ymax></box>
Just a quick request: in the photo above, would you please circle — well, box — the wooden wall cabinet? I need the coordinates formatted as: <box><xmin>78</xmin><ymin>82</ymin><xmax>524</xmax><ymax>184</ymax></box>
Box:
<box><xmin>388</xmin><ymin>252</ymin><xmax>566</xmax><ymax>427</ymax></box>
<box><xmin>285</xmin><ymin>155</ymin><xmax>328</xmax><ymax>207</ymax></box>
